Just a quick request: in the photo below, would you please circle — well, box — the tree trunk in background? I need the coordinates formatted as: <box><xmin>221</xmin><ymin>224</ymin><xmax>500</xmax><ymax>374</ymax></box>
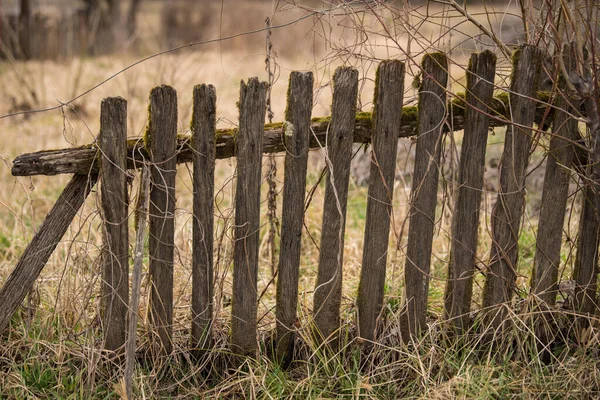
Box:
<box><xmin>19</xmin><ymin>0</ymin><xmax>31</xmax><ymax>59</ymax></box>
<box><xmin>127</xmin><ymin>0</ymin><xmax>143</xmax><ymax>39</ymax></box>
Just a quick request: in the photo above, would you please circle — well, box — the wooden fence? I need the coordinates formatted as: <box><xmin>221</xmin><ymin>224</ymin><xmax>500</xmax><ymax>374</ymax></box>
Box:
<box><xmin>0</xmin><ymin>44</ymin><xmax>598</xmax><ymax>365</ymax></box>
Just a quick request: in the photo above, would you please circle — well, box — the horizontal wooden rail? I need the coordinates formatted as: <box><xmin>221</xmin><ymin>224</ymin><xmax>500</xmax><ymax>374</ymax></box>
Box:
<box><xmin>12</xmin><ymin>93</ymin><xmax>557</xmax><ymax>177</ymax></box>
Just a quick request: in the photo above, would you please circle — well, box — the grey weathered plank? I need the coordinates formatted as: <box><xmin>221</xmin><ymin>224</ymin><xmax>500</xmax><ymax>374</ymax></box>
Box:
<box><xmin>402</xmin><ymin>53</ymin><xmax>448</xmax><ymax>339</ymax></box>
<box><xmin>0</xmin><ymin>174</ymin><xmax>97</xmax><ymax>334</ymax></box>
<box><xmin>573</xmin><ymin>185</ymin><xmax>600</xmax><ymax>314</ymax></box>
<box><xmin>191</xmin><ymin>84</ymin><xmax>216</xmax><ymax>351</ymax></box>
<box><xmin>531</xmin><ymin>49</ymin><xmax>578</xmax><ymax>306</ymax></box>
<box><xmin>231</xmin><ymin>78</ymin><xmax>267</xmax><ymax>357</ymax></box>
<box><xmin>11</xmin><ymin>96</ymin><xmax>562</xmax><ymax>178</ymax></box>
<box><xmin>482</xmin><ymin>45</ymin><xmax>544</xmax><ymax>317</ymax></box>
<box><xmin>313</xmin><ymin>67</ymin><xmax>358</xmax><ymax>345</ymax></box>
<box><xmin>99</xmin><ymin>97</ymin><xmax>129</xmax><ymax>352</ymax></box>
<box><xmin>147</xmin><ymin>85</ymin><xmax>178</xmax><ymax>356</ymax></box>
<box><xmin>443</xmin><ymin>50</ymin><xmax>496</xmax><ymax>332</ymax></box>
<box><xmin>356</xmin><ymin>60</ymin><xmax>405</xmax><ymax>345</ymax></box>
<box><xmin>275</xmin><ymin>71</ymin><xmax>313</xmax><ymax>364</ymax></box>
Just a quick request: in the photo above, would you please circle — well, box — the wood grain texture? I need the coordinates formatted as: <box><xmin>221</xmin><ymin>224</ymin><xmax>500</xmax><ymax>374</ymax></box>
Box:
<box><xmin>313</xmin><ymin>67</ymin><xmax>358</xmax><ymax>345</ymax></box>
<box><xmin>191</xmin><ymin>84</ymin><xmax>216</xmax><ymax>351</ymax></box>
<box><xmin>402</xmin><ymin>53</ymin><xmax>448</xmax><ymax>339</ymax></box>
<box><xmin>147</xmin><ymin>85</ymin><xmax>178</xmax><ymax>356</ymax></box>
<box><xmin>0</xmin><ymin>174</ymin><xmax>97</xmax><ymax>333</ymax></box>
<box><xmin>275</xmin><ymin>71</ymin><xmax>313</xmax><ymax>365</ymax></box>
<box><xmin>12</xmin><ymin>95</ymin><xmax>560</xmax><ymax>177</ymax></box>
<box><xmin>531</xmin><ymin>48</ymin><xmax>578</xmax><ymax>306</ymax></box>
<box><xmin>356</xmin><ymin>60</ymin><xmax>405</xmax><ymax>344</ymax></box>
<box><xmin>482</xmin><ymin>45</ymin><xmax>544</xmax><ymax>316</ymax></box>
<box><xmin>231</xmin><ymin>78</ymin><xmax>267</xmax><ymax>357</ymax></box>
<box><xmin>443</xmin><ymin>51</ymin><xmax>496</xmax><ymax>332</ymax></box>
<box><xmin>573</xmin><ymin>185</ymin><xmax>600</xmax><ymax>314</ymax></box>
<box><xmin>100</xmin><ymin>97</ymin><xmax>129</xmax><ymax>352</ymax></box>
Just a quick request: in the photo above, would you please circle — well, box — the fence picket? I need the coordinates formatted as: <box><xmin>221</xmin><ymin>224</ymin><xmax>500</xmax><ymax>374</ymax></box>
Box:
<box><xmin>482</xmin><ymin>45</ymin><xmax>544</xmax><ymax>322</ymax></box>
<box><xmin>532</xmin><ymin>47</ymin><xmax>578</xmax><ymax>306</ymax></box>
<box><xmin>191</xmin><ymin>84</ymin><xmax>217</xmax><ymax>352</ymax></box>
<box><xmin>402</xmin><ymin>53</ymin><xmax>448</xmax><ymax>339</ymax></box>
<box><xmin>231</xmin><ymin>78</ymin><xmax>268</xmax><ymax>357</ymax></box>
<box><xmin>444</xmin><ymin>51</ymin><xmax>496</xmax><ymax>332</ymax></box>
<box><xmin>275</xmin><ymin>71</ymin><xmax>313</xmax><ymax>364</ymax></box>
<box><xmin>313</xmin><ymin>67</ymin><xmax>358</xmax><ymax>345</ymax></box>
<box><xmin>100</xmin><ymin>97</ymin><xmax>129</xmax><ymax>352</ymax></box>
<box><xmin>356</xmin><ymin>60</ymin><xmax>405</xmax><ymax>345</ymax></box>
<box><xmin>147</xmin><ymin>85</ymin><xmax>178</xmax><ymax>356</ymax></box>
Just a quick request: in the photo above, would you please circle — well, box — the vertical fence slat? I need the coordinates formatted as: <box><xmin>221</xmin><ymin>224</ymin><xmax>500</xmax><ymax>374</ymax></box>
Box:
<box><xmin>532</xmin><ymin>48</ymin><xmax>578</xmax><ymax>306</ymax></box>
<box><xmin>275</xmin><ymin>71</ymin><xmax>313</xmax><ymax>364</ymax></box>
<box><xmin>100</xmin><ymin>97</ymin><xmax>129</xmax><ymax>352</ymax></box>
<box><xmin>356</xmin><ymin>60</ymin><xmax>405</xmax><ymax>345</ymax></box>
<box><xmin>191</xmin><ymin>84</ymin><xmax>216</xmax><ymax>352</ymax></box>
<box><xmin>573</xmin><ymin>186</ymin><xmax>600</xmax><ymax>314</ymax></box>
<box><xmin>0</xmin><ymin>174</ymin><xmax>97</xmax><ymax>334</ymax></box>
<box><xmin>231</xmin><ymin>78</ymin><xmax>267</xmax><ymax>357</ymax></box>
<box><xmin>402</xmin><ymin>53</ymin><xmax>448</xmax><ymax>339</ymax></box>
<box><xmin>147</xmin><ymin>85</ymin><xmax>178</xmax><ymax>356</ymax></box>
<box><xmin>482</xmin><ymin>46</ymin><xmax>544</xmax><ymax>319</ymax></box>
<box><xmin>313</xmin><ymin>67</ymin><xmax>359</xmax><ymax>344</ymax></box>
<box><xmin>443</xmin><ymin>51</ymin><xmax>496</xmax><ymax>332</ymax></box>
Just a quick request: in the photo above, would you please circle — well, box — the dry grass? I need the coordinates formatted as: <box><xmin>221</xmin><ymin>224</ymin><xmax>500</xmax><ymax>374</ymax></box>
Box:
<box><xmin>0</xmin><ymin>0</ymin><xmax>599</xmax><ymax>398</ymax></box>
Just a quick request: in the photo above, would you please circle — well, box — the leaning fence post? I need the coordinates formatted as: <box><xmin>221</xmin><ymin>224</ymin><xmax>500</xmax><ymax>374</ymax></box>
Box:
<box><xmin>100</xmin><ymin>96</ymin><xmax>130</xmax><ymax>353</ymax></box>
<box><xmin>274</xmin><ymin>71</ymin><xmax>313</xmax><ymax>365</ymax></box>
<box><xmin>531</xmin><ymin>46</ymin><xmax>578</xmax><ymax>306</ymax></box>
<box><xmin>402</xmin><ymin>53</ymin><xmax>448</xmax><ymax>340</ymax></box>
<box><xmin>356</xmin><ymin>60</ymin><xmax>405</xmax><ymax>347</ymax></box>
<box><xmin>147</xmin><ymin>85</ymin><xmax>178</xmax><ymax>357</ymax></box>
<box><xmin>482</xmin><ymin>45</ymin><xmax>544</xmax><ymax>325</ymax></box>
<box><xmin>0</xmin><ymin>174</ymin><xmax>97</xmax><ymax>334</ymax></box>
<box><xmin>191</xmin><ymin>84</ymin><xmax>216</xmax><ymax>353</ymax></box>
<box><xmin>443</xmin><ymin>50</ymin><xmax>496</xmax><ymax>333</ymax></box>
<box><xmin>231</xmin><ymin>78</ymin><xmax>267</xmax><ymax>357</ymax></box>
<box><xmin>313</xmin><ymin>67</ymin><xmax>358</xmax><ymax>346</ymax></box>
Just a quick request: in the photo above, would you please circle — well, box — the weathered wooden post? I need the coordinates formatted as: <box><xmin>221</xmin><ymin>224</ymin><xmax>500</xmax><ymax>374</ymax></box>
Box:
<box><xmin>147</xmin><ymin>85</ymin><xmax>178</xmax><ymax>356</ymax></box>
<box><xmin>231</xmin><ymin>78</ymin><xmax>267</xmax><ymax>357</ymax></box>
<box><xmin>356</xmin><ymin>60</ymin><xmax>405</xmax><ymax>347</ymax></box>
<box><xmin>402</xmin><ymin>53</ymin><xmax>448</xmax><ymax>340</ymax></box>
<box><xmin>191</xmin><ymin>84</ymin><xmax>216</xmax><ymax>352</ymax></box>
<box><xmin>312</xmin><ymin>67</ymin><xmax>358</xmax><ymax>346</ymax></box>
<box><xmin>531</xmin><ymin>47</ymin><xmax>578</xmax><ymax>306</ymax></box>
<box><xmin>275</xmin><ymin>71</ymin><xmax>313</xmax><ymax>365</ymax></box>
<box><xmin>99</xmin><ymin>97</ymin><xmax>129</xmax><ymax>352</ymax></box>
<box><xmin>482</xmin><ymin>45</ymin><xmax>544</xmax><ymax>326</ymax></box>
<box><xmin>444</xmin><ymin>50</ymin><xmax>496</xmax><ymax>333</ymax></box>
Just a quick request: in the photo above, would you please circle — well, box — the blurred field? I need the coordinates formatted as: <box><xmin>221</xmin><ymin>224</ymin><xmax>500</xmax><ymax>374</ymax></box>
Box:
<box><xmin>0</xmin><ymin>1</ymin><xmax>594</xmax><ymax>398</ymax></box>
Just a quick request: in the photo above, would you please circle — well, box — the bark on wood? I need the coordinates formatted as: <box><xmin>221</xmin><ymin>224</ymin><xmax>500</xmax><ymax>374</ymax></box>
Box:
<box><xmin>100</xmin><ymin>97</ymin><xmax>129</xmax><ymax>352</ymax></box>
<box><xmin>147</xmin><ymin>85</ymin><xmax>178</xmax><ymax>357</ymax></box>
<box><xmin>482</xmin><ymin>45</ymin><xmax>544</xmax><ymax>320</ymax></box>
<box><xmin>572</xmin><ymin>65</ymin><xmax>600</xmax><ymax>316</ymax></box>
<box><xmin>11</xmin><ymin>98</ymin><xmax>559</xmax><ymax>178</ymax></box>
<box><xmin>356</xmin><ymin>60</ymin><xmax>405</xmax><ymax>345</ymax></box>
<box><xmin>312</xmin><ymin>67</ymin><xmax>358</xmax><ymax>345</ymax></box>
<box><xmin>191</xmin><ymin>84</ymin><xmax>216</xmax><ymax>352</ymax></box>
<box><xmin>573</xmin><ymin>185</ymin><xmax>600</xmax><ymax>314</ymax></box>
<box><xmin>275</xmin><ymin>71</ymin><xmax>313</xmax><ymax>365</ymax></box>
<box><xmin>402</xmin><ymin>53</ymin><xmax>448</xmax><ymax>340</ymax></box>
<box><xmin>531</xmin><ymin>48</ymin><xmax>578</xmax><ymax>306</ymax></box>
<box><xmin>0</xmin><ymin>174</ymin><xmax>97</xmax><ymax>334</ymax></box>
<box><xmin>231</xmin><ymin>78</ymin><xmax>267</xmax><ymax>357</ymax></box>
<box><xmin>443</xmin><ymin>50</ymin><xmax>496</xmax><ymax>332</ymax></box>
